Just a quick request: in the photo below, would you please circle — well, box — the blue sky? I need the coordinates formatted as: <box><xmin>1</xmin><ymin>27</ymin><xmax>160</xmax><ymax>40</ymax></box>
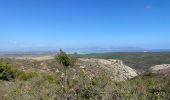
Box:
<box><xmin>0</xmin><ymin>0</ymin><xmax>170</xmax><ymax>51</ymax></box>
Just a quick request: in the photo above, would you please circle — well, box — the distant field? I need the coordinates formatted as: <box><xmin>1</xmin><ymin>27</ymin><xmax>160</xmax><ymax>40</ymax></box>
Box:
<box><xmin>15</xmin><ymin>56</ymin><xmax>54</xmax><ymax>61</ymax></box>
<box><xmin>0</xmin><ymin>52</ymin><xmax>56</xmax><ymax>61</ymax></box>
<box><xmin>79</xmin><ymin>52</ymin><xmax>170</xmax><ymax>71</ymax></box>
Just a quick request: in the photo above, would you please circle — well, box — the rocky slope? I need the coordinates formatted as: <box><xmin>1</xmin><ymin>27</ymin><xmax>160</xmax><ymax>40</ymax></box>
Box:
<box><xmin>0</xmin><ymin>58</ymin><xmax>138</xmax><ymax>81</ymax></box>
<box><xmin>149</xmin><ymin>64</ymin><xmax>170</xmax><ymax>74</ymax></box>
<box><xmin>78</xmin><ymin>58</ymin><xmax>138</xmax><ymax>81</ymax></box>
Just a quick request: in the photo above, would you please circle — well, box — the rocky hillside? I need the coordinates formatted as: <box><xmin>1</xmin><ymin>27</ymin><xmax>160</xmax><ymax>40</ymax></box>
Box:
<box><xmin>149</xmin><ymin>64</ymin><xmax>170</xmax><ymax>75</ymax></box>
<box><xmin>78</xmin><ymin>58</ymin><xmax>138</xmax><ymax>81</ymax></box>
<box><xmin>1</xmin><ymin>57</ymin><xmax>170</xmax><ymax>99</ymax></box>
<box><xmin>0</xmin><ymin>58</ymin><xmax>138</xmax><ymax>81</ymax></box>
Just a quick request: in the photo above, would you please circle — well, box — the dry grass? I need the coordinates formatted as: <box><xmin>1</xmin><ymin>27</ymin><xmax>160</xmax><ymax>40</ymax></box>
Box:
<box><xmin>15</xmin><ymin>56</ymin><xmax>54</xmax><ymax>61</ymax></box>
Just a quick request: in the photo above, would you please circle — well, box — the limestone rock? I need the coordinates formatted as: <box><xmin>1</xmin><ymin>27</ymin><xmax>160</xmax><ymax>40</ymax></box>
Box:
<box><xmin>149</xmin><ymin>64</ymin><xmax>170</xmax><ymax>74</ymax></box>
<box><xmin>78</xmin><ymin>58</ymin><xmax>138</xmax><ymax>81</ymax></box>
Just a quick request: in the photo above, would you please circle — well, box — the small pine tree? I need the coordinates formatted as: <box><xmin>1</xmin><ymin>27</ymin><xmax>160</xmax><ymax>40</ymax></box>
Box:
<box><xmin>55</xmin><ymin>49</ymin><xmax>76</xmax><ymax>68</ymax></box>
<box><xmin>55</xmin><ymin>49</ymin><xmax>77</xmax><ymax>99</ymax></box>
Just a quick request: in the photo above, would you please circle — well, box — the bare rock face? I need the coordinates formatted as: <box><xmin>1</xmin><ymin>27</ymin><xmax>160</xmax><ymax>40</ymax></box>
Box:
<box><xmin>78</xmin><ymin>58</ymin><xmax>138</xmax><ymax>81</ymax></box>
<box><xmin>150</xmin><ymin>64</ymin><xmax>170</xmax><ymax>74</ymax></box>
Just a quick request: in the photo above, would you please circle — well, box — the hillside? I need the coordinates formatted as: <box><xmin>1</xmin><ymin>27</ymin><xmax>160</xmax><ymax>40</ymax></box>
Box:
<box><xmin>78</xmin><ymin>52</ymin><xmax>170</xmax><ymax>72</ymax></box>
<box><xmin>0</xmin><ymin>52</ymin><xmax>170</xmax><ymax>99</ymax></box>
<box><xmin>0</xmin><ymin>58</ymin><xmax>137</xmax><ymax>81</ymax></box>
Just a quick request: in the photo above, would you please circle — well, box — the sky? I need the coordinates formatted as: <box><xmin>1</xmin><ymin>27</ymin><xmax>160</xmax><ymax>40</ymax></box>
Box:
<box><xmin>0</xmin><ymin>0</ymin><xmax>170</xmax><ymax>51</ymax></box>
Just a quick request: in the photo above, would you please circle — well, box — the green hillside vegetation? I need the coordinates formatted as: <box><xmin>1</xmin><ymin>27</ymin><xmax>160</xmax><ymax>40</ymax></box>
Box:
<box><xmin>78</xmin><ymin>52</ymin><xmax>170</xmax><ymax>71</ymax></box>
<box><xmin>0</xmin><ymin>62</ymin><xmax>37</xmax><ymax>81</ymax></box>
<box><xmin>0</xmin><ymin>51</ymin><xmax>170</xmax><ymax>99</ymax></box>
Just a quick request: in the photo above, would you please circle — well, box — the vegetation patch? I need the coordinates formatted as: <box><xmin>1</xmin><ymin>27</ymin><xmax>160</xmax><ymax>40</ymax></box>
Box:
<box><xmin>0</xmin><ymin>63</ymin><xmax>37</xmax><ymax>81</ymax></box>
<box><xmin>1</xmin><ymin>52</ymin><xmax>170</xmax><ymax>99</ymax></box>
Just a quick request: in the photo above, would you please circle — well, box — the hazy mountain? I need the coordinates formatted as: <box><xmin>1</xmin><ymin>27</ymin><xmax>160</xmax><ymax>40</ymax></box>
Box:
<box><xmin>64</xmin><ymin>47</ymin><xmax>149</xmax><ymax>53</ymax></box>
<box><xmin>0</xmin><ymin>47</ymin><xmax>170</xmax><ymax>56</ymax></box>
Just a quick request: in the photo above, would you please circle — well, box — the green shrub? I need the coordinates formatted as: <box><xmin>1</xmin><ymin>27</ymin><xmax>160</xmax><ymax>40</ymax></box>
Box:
<box><xmin>0</xmin><ymin>63</ymin><xmax>37</xmax><ymax>81</ymax></box>
<box><xmin>0</xmin><ymin>63</ymin><xmax>15</xmax><ymax>81</ymax></box>
<box><xmin>55</xmin><ymin>49</ymin><xmax>77</xmax><ymax>68</ymax></box>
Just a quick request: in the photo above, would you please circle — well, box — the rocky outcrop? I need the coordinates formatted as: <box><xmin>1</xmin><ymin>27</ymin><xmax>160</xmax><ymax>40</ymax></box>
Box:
<box><xmin>149</xmin><ymin>64</ymin><xmax>170</xmax><ymax>74</ymax></box>
<box><xmin>78</xmin><ymin>58</ymin><xmax>138</xmax><ymax>81</ymax></box>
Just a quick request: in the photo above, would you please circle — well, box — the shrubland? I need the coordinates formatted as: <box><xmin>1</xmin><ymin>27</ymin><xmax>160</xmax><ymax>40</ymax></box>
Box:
<box><xmin>0</xmin><ymin>51</ymin><xmax>170</xmax><ymax>100</ymax></box>
<box><xmin>0</xmin><ymin>62</ymin><xmax>37</xmax><ymax>81</ymax></box>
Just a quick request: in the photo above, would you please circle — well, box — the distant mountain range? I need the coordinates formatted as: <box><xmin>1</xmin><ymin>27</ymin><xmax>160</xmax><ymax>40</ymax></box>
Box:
<box><xmin>64</xmin><ymin>47</ymin><xmax>170</xmax><ymax>54</ymax></box>
<box><xmin>0</xmin><ymin>47</ymin><xmax>170</xmax><ymax>56</ymax></box>
<box><xmin>64</xmin><ymin>47</ymin><xmax>149</xmax><ymax>53</ymax></box>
